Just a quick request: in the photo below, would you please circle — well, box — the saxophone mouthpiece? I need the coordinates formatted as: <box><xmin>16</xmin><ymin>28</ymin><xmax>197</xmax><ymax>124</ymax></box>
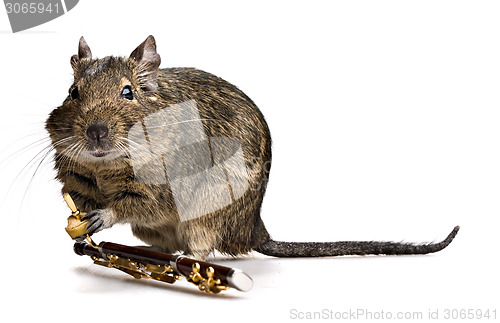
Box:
<box><xmin>63</xmin><ymin>193</ymin><xmax>89</xmax><ymax>240</ymax></box>
<box><xmin>63</xmin><ymin>193</ymin><xmax>78</xmax><ymax>215</ymax></box>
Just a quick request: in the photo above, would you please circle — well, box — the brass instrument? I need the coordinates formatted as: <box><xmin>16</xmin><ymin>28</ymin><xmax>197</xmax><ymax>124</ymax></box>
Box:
<box><xmin>64</xmin><ymin>193</ymin><xmax>252</xmax><ymax>294</ymax></box>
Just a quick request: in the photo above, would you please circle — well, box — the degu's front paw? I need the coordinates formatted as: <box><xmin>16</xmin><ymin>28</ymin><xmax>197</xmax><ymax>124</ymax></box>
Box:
<box><xmin>82</xmin><ymin>209</ymin><xmax>115</xmax><ymax>235</ymax></box>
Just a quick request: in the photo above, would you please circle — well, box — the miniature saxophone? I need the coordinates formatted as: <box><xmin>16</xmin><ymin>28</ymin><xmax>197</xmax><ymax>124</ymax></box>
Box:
<box><xmin>63</xmin><ymin>193</ymin><xmax>252</xmax><ymax>294</ymax></box>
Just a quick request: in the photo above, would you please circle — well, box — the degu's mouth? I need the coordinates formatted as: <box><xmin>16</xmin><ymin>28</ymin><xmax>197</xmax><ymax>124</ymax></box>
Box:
<box><xmin>90</xmin><ymin>147</ymin><xmax>110</xmax><ymax>158</ymax></box>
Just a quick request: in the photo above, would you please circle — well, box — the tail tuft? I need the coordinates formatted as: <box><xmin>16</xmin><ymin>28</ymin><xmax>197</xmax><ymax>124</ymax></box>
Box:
<box><xmin>255</xmin><ymin>226</ymin><xmax>460</xmax><ymax>258</ymax></box>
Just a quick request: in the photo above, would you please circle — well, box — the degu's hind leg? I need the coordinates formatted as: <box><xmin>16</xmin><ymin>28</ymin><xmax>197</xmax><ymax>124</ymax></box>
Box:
<box><xmin>131</xmin><ymin>224</ymin><xmax>183</xmax><ymax>254</ymax></box>
<box><xmin>176</xmin><ymin>219</ymin><xmax>218</xmax><ymax>260</ymax></box>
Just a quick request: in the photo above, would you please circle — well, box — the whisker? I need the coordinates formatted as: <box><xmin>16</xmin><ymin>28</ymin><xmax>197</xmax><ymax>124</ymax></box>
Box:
<box><xmin>1</xmin><ymin>142</ymin><xmax>56</xmax><ymax>214</ymax></box>
<box><xmin>0</xmin><ymin>137</ymin><xmax>52</xmax><ymax>168</ymax></box>
<box><xmin>60</xmin><ymin>140</ymin><xmax>85</xmax><ymax>172</ymax></box>
<box><xmin>115</xmin><ymin>141</ymin><xmax>131</xmax><ymax>159</ymax></box>
<box><xmin>118</xmin><ymin>137</ymin><xmax>153</xmax><ymax>160</ymax></box>
<box><xmin>20</xmin><ymin>144</ymin><xmax>58</xmax><ymax>207</ymax></box>
<box><xmin>73</xmin><ymin>142</ymin><xmax>87</xmax><ymax>169</ymax></box>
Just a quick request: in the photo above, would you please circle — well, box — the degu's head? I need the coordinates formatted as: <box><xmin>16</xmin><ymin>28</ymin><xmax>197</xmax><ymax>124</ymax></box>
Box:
<box><xmin>46</xmin><ymin>36</ymin><xmax>161</xmax><ymax>164</ymax></box>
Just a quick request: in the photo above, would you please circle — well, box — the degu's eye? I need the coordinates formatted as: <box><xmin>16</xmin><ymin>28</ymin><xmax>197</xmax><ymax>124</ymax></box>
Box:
<box><xmin>121</xmin><ymin>85</ymin><xmax>134</xmax><ymax>100</ymax></box>
<box><xmin>70</xmin><ymin>86</ymin><xmax>79</xmax><ymax>100</ymax></box>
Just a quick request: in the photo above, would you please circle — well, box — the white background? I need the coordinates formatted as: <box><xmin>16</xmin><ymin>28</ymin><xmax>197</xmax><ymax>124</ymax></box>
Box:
<box><xmin>0</xmin><ymin>1</ymin><xmax>498</xmax><ymax>322</ymax></box>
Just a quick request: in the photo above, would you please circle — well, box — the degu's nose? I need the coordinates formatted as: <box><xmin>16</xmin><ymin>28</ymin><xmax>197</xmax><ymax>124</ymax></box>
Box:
<box><xmin>86</xmin><ymin>123</ymin><xmax>108</xmax><ymax>141</ymax></box>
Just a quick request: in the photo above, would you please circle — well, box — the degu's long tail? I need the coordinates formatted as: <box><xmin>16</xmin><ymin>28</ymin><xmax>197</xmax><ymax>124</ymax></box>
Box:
<box><xmin>254</xmin><ymin>226</ymin><xmax>460</xmax><ymax>257</ymax></box>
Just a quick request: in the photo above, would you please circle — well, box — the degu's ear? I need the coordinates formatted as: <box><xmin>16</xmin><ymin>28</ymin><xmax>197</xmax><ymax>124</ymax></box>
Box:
<box><xmin>70</xmin><ymin>36</ymin><xmax>92</xmax><ymax>70</ymax></box>
<box><xmin>129</xmin><ymin>35</ymin><xmax>161</xmax><ymax>94</ymax></box>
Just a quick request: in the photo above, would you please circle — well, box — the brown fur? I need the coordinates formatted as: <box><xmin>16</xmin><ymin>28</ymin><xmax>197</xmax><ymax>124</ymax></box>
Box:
<box><xmin>46</xmin><ymin>36</ymin><xmax>459</xmax><ymax>260</ymax></box>
<box><xmin>46</xmin><ymin>36</ymin><xmax>271</xmax><ymax>259</ymax></box>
